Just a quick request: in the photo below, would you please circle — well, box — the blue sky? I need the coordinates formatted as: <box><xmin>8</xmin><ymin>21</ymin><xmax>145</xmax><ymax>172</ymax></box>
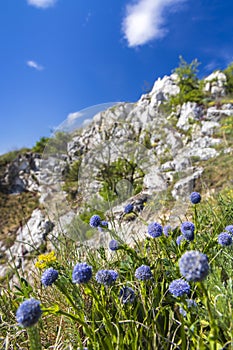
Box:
<box><xmin>0</xmin><ymin>0</ymin><xmax>233</xmax><ymax>154</ymax></box>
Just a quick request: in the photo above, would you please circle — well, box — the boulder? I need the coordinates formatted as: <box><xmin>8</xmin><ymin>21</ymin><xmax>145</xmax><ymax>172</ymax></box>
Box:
<box><xmin>204</xmin><ymin>71</ymin><xmax>227</xmax><ymax>97</ymax></box>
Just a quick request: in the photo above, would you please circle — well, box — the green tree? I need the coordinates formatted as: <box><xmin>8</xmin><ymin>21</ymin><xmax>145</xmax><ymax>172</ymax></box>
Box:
<box><xmin>32</xmin><ymin>137</ymin><xmax>50</xmax><ymax>154</ymax></box>
<box><xmin>170</xmin><ymin>56</ymin><xmax>204</xmax><ymax>106</ymax></box>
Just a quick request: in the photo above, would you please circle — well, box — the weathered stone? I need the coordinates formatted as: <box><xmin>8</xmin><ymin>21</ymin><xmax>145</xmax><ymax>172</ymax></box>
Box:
<box><xmin>204</xmin><ymin>71</ymin><xmax>227</xmax><ymax>97</ymax></box>
<box><xmin>177</xmin><ymin>102</ymin><xmax>202</xmax><ymax>131</ymax></box>
<box><xmin>5</xmin><ymin>209</ymin><xmax>54</xmax><ymax>267</ymax></box>
<box><xmin>171</xmin><ymin>168</ymin><xmax>203</xmax><ymax>200</ymax></box>
<box><xmin>201</xmin><ymin>121</ymin><xmax>220</xmax><ymax>136</ymax></box>
<box><xmin>143</xmin><ymin>166</ymin><xmax>168</xmax><ymax>195</ymax></box>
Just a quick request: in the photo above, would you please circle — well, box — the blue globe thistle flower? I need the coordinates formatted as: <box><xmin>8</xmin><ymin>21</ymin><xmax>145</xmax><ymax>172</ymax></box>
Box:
<box><xmin>179</xmin><ymin>307</ymin><xmax>187</xmax><ymax>317</ymax></box>
<box><xmin>16</xmin><ymin>298</ymin><xmax>42</xmax><ymax>327</ymax></box>
<box><xmin>179</xmin><ymin>250</ymin><xmax>209</xmax><ymax>282</ymax></box>
<box><xmin>190</xmin><ymin>192</ymin><xmax>201</xmax><ymax>204</ymax></box>
<box><xmin>164</xmin><ymin>225</ymin><xmax>172</xmax><ymax>237</ymax></box>
<box><xmin>218</xmin><ymin>232</ymin><xmax>232</xmax><ymax>246</ymax></box>
<box><xmin>72</xmin><ymin>263</ymin><xmax>92</xmax><ymax>284</ymax></box>
<box><xmin>101</xmin><ymin>221</ymin><xmax>108</xmax><ymax>227</ymax></box>
<box><xmin>179</xmin><ymin>299</ymin><xmax>197</xmax><ymax>318</ymax></box>
<box><xmin>135</xmin><ymin>265</ymin><xmax>152</xmax><ymax>281</ymax></box>
<box><xmin>181</xmin><ymin>222</ymin><xmax>195</xmax><ymax>241</ymax></box>
<box><xmin>148</xmin><ymin>222</ymin><xmax>163</xmax><ymax>238</ymax></box>
<box><xmin>169</xmin><ymin>279</ymin><xmax>190</xmax><ymax>297</ymax></box>
<box><xmin>186</xmin><ymin>299</ymin><xmax>197</xmax><ymax>308</ymax></box>
<box><xmin>89</xmin><ymin>215</ymin><xmax>101</xmax><ymax>228</ymax></box>
<box><xmin>109</xmin><ymin>239</ymin><xmax>119</xmax><ymax>251</ymax></box>
<box><xmin>41</xmin><ymin>268</ymin><xmax>58</xmax><ymax>287</ymax></box>
<box><xmin>176</xmin><ymin>235</ymin><xmax>184</xmax><ymax>245</ymax></box>
<box><xmin>95</xmin><ymin>269</ymin><xmax>118</xmax><ymax>286</ymax></box>
<box><xmin>124</xmin><ymin>203</ymin><xmax>134</xmax><ymax>214</ymax></box>
<box><xmin>119</xmin><ymin>286</ymin><xmax>136</xmax><ymax>304</ymax></box>
<box><xmin>225</xmin><ymin>225</ymin><xmax>233</xmax><ymax>235</ymax></box>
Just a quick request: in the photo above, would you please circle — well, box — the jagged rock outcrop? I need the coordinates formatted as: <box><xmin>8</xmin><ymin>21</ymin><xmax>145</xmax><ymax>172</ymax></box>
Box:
<box><xmin>204</xmin><ymin>70</ymin><xmax>227</xmax><ymax>97</ymax></box>
<box><xmin>2</xmin><ymin>153</ymin><xmax>41</xmax><ymax>193</ymax></box>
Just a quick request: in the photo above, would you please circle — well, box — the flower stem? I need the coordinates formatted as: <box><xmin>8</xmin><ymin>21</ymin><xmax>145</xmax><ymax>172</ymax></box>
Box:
<box><xmin>27</xmin><ymin>325</ymin><xmax>42</xmax><ymax>350</ymax></box>
<box><xmin>200</xmin><ymin>282</ymin><xmax>218</xmax><ymax>350</ymax></box>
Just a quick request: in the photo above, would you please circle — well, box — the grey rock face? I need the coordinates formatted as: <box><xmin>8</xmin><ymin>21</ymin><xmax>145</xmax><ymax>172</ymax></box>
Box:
<box><xmin>204</xmin><ymin>71</ymin><xmax>227</xmax><ymax>97</ymax></box>
<box><xmin>176</xmin><ymin>102</ymin><xmax>202</xmax><ymax>131</ymax></box>
<box><xmin>5</xmin><ymin>209</ymin><xmax>54</xmax><ymax>270</ymax></box>
<box><xmin>171</xmin><ymin>168</ymin><xmax>203</xmax><ymax>200</ymax></box>
<box><xmin>3</xmin><ymin>153</ymin><xmax>41</xmax><ymax>193</ymax></box>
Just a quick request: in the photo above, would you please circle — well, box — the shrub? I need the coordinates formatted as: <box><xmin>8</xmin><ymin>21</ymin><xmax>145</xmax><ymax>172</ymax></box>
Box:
<box><xmin>169</xmin><ymin>56</ymin><xmax>204</xmax><ymax>106</ymax></box>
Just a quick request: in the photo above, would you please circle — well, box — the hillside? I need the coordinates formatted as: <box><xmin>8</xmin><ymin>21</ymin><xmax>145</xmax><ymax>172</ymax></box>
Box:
<box><xmin>0</xmin><ymin>60</ymin><xmax>233</xmax><ymax>349</ymax></box>
<box><xmin>0</xmin><ymin>61</ymin><xmax>233</xmax><ymax>281</ymax></box>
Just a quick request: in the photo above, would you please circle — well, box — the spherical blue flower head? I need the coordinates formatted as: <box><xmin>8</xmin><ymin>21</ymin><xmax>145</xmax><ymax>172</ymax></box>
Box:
<box><xmin>179</xmin><ymin>250</ymin><xmax>209</xmax><ymax>282</ymax></box>
<box><xmin>119</xmin><ymin>286</ymin><xmax>136</xmax><ymax>304</ymax></box>
<box><xmin>124</xmin><ymin>203</ymin><xmax>134</xmax><ymax>214</ymax></box>
<box><xmin>135</xmin><ymin>265</ymin><xmax>152</xmax><ymax>281</ymax></box>
<box><xmin>41</xmin><ymin>268</ymin><xmax>58</xmax><ymax>287</ymax></box>
<box><xmin>95</xmin><ymin>269</ymin><xmax>118</xmax><ymax>286</ymax></box>
<box><xmin>218</xmin><ymin>232</ymin><xmax>232</xmax><ymax>246</ymax></box>
<box><xmin>148</xmin><ymin>222</ymin><xmax>163</xmax><ymax>238</ymax></box>
<box><xmin>225</xmin><ymin>225</ymin><xmax>233</xmax><ymax>235</ymax></box>
<box><xmin>109</xmin><ymin>239</ymin><xmax>119</xmax><ymax>251</ymax></box>
<box><xmin>186</xmin><ymin>299</ymin><xmax>197</xmax><ymax>308</ymax></box>
<box><xmin>101</xmin><ymin>221</ymin><xmax>108</xmax><ymax>227</ymax></box>
<box><xmin>72</xmin><ymin>263</ymin><xmax>92</xmax><ymax>284</ymax></box>
<box><xmin>89</xmin><ymin>215</ymin><xmax>101</xmax><ymax>228</ymax></box>
<box><xmin>179</xmin><ymin>307</ymin><xmax>187</xmax><ymax>317</ymax></box>
<box><xmin>190</xmin><ymin>192</ymin><xmax>201</xmax><ymax>204</ymax></box>
<box><xmin>176</xmin><ymin>235</ymin><xmax>184</xmax><ymax>245</ymax></box>
<box><xmin>164</xmin><ymin>225</ymin><xmax>172</xmax><ymax>237</ymax></box>
<box><xmin>169</xmin><ymin>279</ymin><xmax>190</xmax><ymax>297</ymax></box>
<box><xmin>16</xmin><ymin>298</ymin><xmax>42</xmax><ymax>327</ymax></box>
<box><xmin>181</xmin><ymin>222</ymin><xmax>195</xmax><ymax>241</ymax></box>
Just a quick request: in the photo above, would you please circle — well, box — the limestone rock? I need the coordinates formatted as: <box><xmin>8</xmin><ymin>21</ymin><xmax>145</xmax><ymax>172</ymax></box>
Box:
<box><xmin>176</xmin><ymin>102</ymin><xmax>202</xmax><ymax>131</ymax></box>
<box><xmin>204</xmin><ymin>71</ymin><xmax>227</xmax><ymax>97</ymax></box>
<box><xmin>171</xmin><ymin>168</ymin><xmax>203</xmax><ymax>200</ymax></box>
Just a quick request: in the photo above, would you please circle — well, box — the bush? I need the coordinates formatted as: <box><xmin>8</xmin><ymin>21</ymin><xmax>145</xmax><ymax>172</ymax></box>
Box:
<box><xmin>170</xmin><ymin>56</ymin><xmax>204</xmax><ymax>106</ymax></box>
<box><xmin>32</xmin><ymin>137</ymin><xmax>50</xmax><ymax>154</ymax></box>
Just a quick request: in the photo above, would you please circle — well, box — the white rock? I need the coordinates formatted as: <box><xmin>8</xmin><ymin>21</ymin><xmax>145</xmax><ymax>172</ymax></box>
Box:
<box><xmin>171</xmin><ymin>168</ymin><xmax>203</xmax><ymax>200</ymax></box>
<box><xmin>204</xmin><ymin>71</ymin><xmax>227</xmax><ymax>97</ymax></box>
<box><xmin>177</xmin><ymin>102</ymin><xmax>202</xmax><ymax>131</ymax></box>
<box><xmin>143</xmin><ymin>166</ymin><xmax>167</xmax><ymax>195</ymax></box>
<box><xmin>201</xmin><ymin>121</ymin><xmax>220</xmax><ymax>136</ymax></box>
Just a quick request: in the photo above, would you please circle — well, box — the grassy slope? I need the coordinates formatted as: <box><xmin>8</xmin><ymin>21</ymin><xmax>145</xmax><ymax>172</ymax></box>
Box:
<box><xmin>0</xmin><ymin>149</ymin><xmax>39</xmax><ymax>249</ymax></box>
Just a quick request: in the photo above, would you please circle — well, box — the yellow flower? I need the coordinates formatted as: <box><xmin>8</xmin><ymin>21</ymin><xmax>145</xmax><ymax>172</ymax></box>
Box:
<box><xmin>35</xmin><ymin>251</ymin><xmax>57</xmax><ymax>269</ymax></box>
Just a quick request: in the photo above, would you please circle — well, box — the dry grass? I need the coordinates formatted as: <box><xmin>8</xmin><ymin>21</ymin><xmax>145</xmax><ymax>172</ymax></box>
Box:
<box><xmin>0</xmin><ymin>191</ymin><xmax>39</xmax><ymax>248</ymax></box>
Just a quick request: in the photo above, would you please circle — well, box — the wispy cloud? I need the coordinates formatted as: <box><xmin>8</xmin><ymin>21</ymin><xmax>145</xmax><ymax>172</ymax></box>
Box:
<box><xmin>27</xmin><ymin>0</ymin><xmax>57</xmax><ymax>9</ymax></box>
<box><xmin>204</xmin><ymin>61</ymin><xmax>219</xmax><ymax>73</ymax></box>
<box><xmin>27</xmin><ymin>60</ymin><xmax>44</xmax><ymax>71</ymax></box>
<box><xmin>122</xmin><ymin>0</ymin><xmax>186</xmax><ymax>47</ymax></box>
<box><xmin>67</xmin><ymin>112</ymin><xmax>84</xmax><ymax>126</ymax></box>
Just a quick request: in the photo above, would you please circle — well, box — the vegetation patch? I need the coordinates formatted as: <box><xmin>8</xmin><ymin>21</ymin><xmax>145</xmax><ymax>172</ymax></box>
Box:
<box><xmin>1</xmin><ymin>190</ymin><xmax>233</xmax><ymax>349</ymax></box>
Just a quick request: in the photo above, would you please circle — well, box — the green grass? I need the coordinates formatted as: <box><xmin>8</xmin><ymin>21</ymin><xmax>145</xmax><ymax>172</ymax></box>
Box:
<box><xmin>1</xmin><ymin>189</ymin><xmax>233</xmax><ymax>349</ymax></box>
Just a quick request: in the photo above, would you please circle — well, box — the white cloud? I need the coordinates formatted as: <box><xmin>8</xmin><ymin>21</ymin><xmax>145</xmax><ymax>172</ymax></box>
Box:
<box><xmin>27</xmin><ymin>60</ymin><xmax>44</xmax><ymax>71</ymax></box>
<box><xmin>67</xmin><ymin>112</ymin><xmax>84</xmax><ymax>126</ymax></box>
<box><xmin>204</xmin><ymin>61</ymin><xmax>218</xmax><ymax>72</ymax></box>
<box><xmin>122</xmin><ymin>0</ymin><xmax>186</xmax><ymax>47</ymax></box>
<box><xmin>27</xmin><ymin>0</ymin><xmax>57</xmax><ymax>9</ymax></box>
<box><xmin>82</xmin><ymin>118</ymin><xmax>92</xmax><ymax>127</ymax></box>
